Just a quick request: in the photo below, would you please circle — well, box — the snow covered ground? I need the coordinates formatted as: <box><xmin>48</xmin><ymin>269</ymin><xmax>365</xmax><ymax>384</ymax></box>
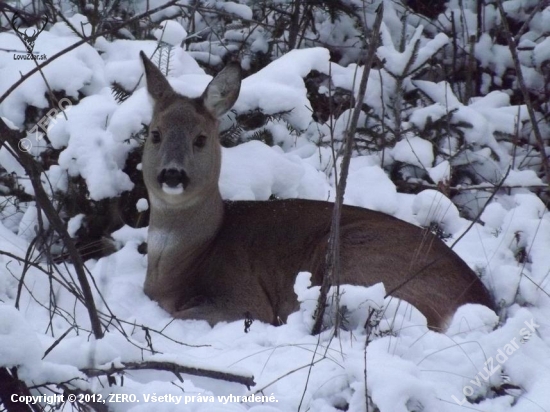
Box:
<box><xmin>1</xmin><ymin>7</ymin><xmax>550</xmax><ymax>412</ymax></box>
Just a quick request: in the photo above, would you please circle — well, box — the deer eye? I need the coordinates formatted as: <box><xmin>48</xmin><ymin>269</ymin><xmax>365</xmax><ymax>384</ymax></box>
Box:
<box><xmin>151</xmin><ymin>130</ymin><xmax>161</xmax><ymax>144</ymax></box>
<box><xmin>194</xmin><ymin>135</ymin><xmax>207</xmax><ymax>149</ymax></box>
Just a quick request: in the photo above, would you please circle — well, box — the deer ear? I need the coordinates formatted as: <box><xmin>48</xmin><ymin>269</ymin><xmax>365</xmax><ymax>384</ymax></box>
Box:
<box><xmin>140</xmin><ymin>51</ymin><xmax>173</xmax><ymax>101</ymax></box>
<box><xmin>201</xmin><ymin>62</ymin><xmax>241</xmax><ymax>118</ymax></box>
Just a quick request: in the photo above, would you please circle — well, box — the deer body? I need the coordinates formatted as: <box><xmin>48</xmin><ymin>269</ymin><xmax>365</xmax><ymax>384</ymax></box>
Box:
<box><xmin>140</xmin><ymin>52</ymin><xmax>493</xmax><ymax>330</ymax></box>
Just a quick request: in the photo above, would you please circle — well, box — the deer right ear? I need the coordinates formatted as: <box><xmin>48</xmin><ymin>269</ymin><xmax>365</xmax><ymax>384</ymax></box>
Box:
<box><xmin>140</xmin><ymin>51</ymin><xmax>173</xmax><ymax>101</ymax></box>
<box><xmin>202</xmin><ymin>62</ymin><xmax>242</xmax><ymax>118</ymax></box>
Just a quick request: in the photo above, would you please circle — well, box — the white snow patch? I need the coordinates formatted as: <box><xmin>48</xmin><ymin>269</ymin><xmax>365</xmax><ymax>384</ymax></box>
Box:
<box><xmin>412</xmin><ymin>190</ymin><xmax>462</xmax><ymax>234</ymax></box>
<box><xmin>136</xmin><ymin>198</ymin><xmax>149</xmax><ymax>212</ymax></box>
<box><xmin>154</xmin><ymin>20</ymin><xmax>187</xmax><ymax>46</ymax></box>
<box><xmin>391</xmin><ymin>135</ymin><xmax>434</xmax><ymax>169</ymax></box>
<box><xmin>67</xmin><ymin>214</ymin><xmax>85</xmax><ymax>238</ymax></box>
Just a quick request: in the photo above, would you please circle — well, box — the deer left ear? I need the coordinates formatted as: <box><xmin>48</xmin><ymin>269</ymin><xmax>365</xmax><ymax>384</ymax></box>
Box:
<box><xmin>140</xmin><ymin>51</ymin><xmax>174</xmax><ymax>102</ymax></box>
<box><xmin>202</xmin><ymin>62</ymin><xmax>242</xmax><ymax>118</ymax></box>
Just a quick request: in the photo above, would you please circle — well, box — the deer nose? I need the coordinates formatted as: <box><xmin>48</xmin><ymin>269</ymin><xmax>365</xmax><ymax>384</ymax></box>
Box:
<box><xmin>158</xmin><ymin>168</ymin><xmax>190</xmax><ymax>188</ymax></box>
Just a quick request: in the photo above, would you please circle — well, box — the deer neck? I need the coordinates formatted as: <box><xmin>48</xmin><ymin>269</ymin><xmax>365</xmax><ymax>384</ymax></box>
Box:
<box><xmin>144</xmin><ymin>187</ymin><xmax>224</xmax><ymax>307</ymax></box>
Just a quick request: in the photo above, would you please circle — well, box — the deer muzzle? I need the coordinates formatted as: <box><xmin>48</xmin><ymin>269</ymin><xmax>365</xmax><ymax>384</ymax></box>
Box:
<box><xmin>158</xmin><ymin>168</ymin><xmax>189</xmax><ymax>195</ymax></box>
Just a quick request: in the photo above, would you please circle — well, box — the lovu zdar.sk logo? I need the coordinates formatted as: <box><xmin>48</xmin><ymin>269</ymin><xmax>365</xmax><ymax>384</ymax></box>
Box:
<box><xmin>10</xmin><ymin>11</ymin><xmax>48</xmax><ymax>60</ymax></box>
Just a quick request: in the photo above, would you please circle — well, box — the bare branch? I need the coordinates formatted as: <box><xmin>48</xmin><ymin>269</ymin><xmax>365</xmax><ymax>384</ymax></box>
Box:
<box><xmin>0</xmin><ymin>120</ymin><xmax>104</xmax><ymax>339</ymax></box>
<box><xmin>450</xmin><ymin>166</ymin><xmax>512</xmax><ymax>249</ymax></box>
<box><xmin>81</xmin><ymin>361</ymin><xmax>255</xmax><ymax>388</ymax></box>
<box><xmin>495</xmin><ymin>0</ymin><xmax>550</xmax><ymax>185</ymax></box>
<box><xmin>0</xmin><ymin>368</ymin><xmax>37</xmax><ymax>412</ymax></box>
<box><xmin>311</xmin><ymin>4</ymin><xmax>384</xmax><ymax>335</ymax></box>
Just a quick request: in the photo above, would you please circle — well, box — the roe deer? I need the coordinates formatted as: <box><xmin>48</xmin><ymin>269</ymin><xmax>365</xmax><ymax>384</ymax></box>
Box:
<box><xmin>139</xmin><ymin>51</ymin><xmax>493</xmax><ymax>330</ymax></box>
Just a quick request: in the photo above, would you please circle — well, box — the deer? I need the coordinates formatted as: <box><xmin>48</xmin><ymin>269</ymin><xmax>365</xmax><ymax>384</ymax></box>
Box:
<box><xmin>139</xmin><ymin>51</ymin><xmax>494</xmax><ymax>331</ymax></box>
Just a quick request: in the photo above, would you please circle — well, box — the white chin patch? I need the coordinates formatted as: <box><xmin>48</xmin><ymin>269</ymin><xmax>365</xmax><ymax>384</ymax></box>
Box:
<box><xmin>162</xmin><ymin>184</ymin><xmax>184</xmax><ymax>195</ymax></box>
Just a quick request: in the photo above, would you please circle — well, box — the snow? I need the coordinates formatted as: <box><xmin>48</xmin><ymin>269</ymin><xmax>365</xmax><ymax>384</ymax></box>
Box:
<box><xmin>215</xmin><ymin>2</ymin><xmax>253</xmax><ymax>21</ymax></box>
<box><xmin>0</xmin><ymin>304</ymin><xmax>42</xmax><ymax>368</ymax></box>
<box><xmin>49</xmin><ymin>13</ymin><xmax>92</xmax><ymax>38</ymax></box>
<box><xmin>476</xmin><ymin>34</ymin><xmax>514</xmax><ymax>85</ymax></box>
<box><xmin>427</xmin><ymin>160</ymin><xmax>450</xmax><ymax>184</ymax></box>
<box><xmin>0</xmin><ymin>30</ymin><xmax>105</xmax><ymax>126</ymax></box>
<box><xmin>411</xmin><ymin>82</ymin><xmax>531</xmax><ymax>174</ymax></box>
<box><xmin>234</xmin><ymin>48</ymin><xmax>331</xmax><ymax>130</ymax></box>
<box><xmin>412</xmin><ymin>189</ymin><xmax>462</xmax><ymax>234</ymax></box>
<box><xmin>1</xmin><ymin>11</ymin><xmax>550</xmax><ymax>412</ymax></box>
<box><xmin>391</xmin><ymin>135</ymin><xmax>434</xmax><ymax>169</ymax></box>
<box><xmin>220</xmin><ymin>141</ymin><xmax>304</xmax><ymax>200</ymax></box>
<box><xmin>2</xmin><ymin>181</ymin><xmax>549</xmax><ymax>411</ymax></box>
<box><xmin>153</xmin><ymin>20</ymin><xmax>187</xmax><ymax>46</ymax></box>
<box><xmin>18</xmin><ymin>205</ymin><xmax>49</xmax><ymax>241</ymax></box>
<box><xmin>49</xmin><ymin>92</ymin><xmax>135</xmax><ymax>200</ymax></box>
<box><xmin>504</xmin><ymin>169</ymin><xmax>544</xmax><ymax>186</ymax></box>
<box><xmin>67</xmin><ymin>213</ymin><xmax>85</xmax><ymax>237</ymax></box>
<box><xmin>378</xmin><ymin>24</ymin><xmax>449</xmax><ymax>76</ymax></box>
<box><xmin>98</xmin><ymin>40</ymin><xmax>204</xmax><ymax>91</ymax></box>
<box><xmin>136</xmin><ymin>198</ymin><xmax>149</xmax><ymax>212</ymax></box>
<box><xmin>0</xmin><ymin>141</ymin><xmax>26</xmax><ymax>176</ymax></box>
<box><xmin>438</xmin><ymin>6</ymin><xmax>479</xmax><ymax>38</ymax></box>
<box><xmin>344</xmin><ymin>164</ymin><xmax>399</xmax><ymax>214</ymax></box>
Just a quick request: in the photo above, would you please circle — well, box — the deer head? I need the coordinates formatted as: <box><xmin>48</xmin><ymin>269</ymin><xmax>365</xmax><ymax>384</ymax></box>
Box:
<box><xmin>139</xmin><ymin>51</ymin><xmax>241</xmax><ymax>207</ymax></box>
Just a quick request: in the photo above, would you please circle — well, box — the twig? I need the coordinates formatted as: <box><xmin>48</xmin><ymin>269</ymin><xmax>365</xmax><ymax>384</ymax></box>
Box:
<box><xmin>495</xmin><ymin>0</ymin><xmax>550</xmax><ymax>185</ymax></box>
<box><xmin>14</xmin><ymin>235</ymin><xmax>40</xmax><ymax>309</ymax></box>
<box><xmin>287</xmin><ymin>0</ymin><xmax>302</xmax><ymax>50</ymax></box>
<box><xmin>251</xmin><ymin>358</ymin><xmax>325</xmax><ymax>395</ymax></box>
<box><xmin>45</xmin><ymin>0</ymin><xmax>87</xmax><ymax>40</ymax></box>
<box><xmin>450</xmin><ymin>166</ymin><xmax>511</xmax><ymax>249</ymax></box>
<box><xmin>393</xmin><ymin>181</ymin><xmax>549</xmax><ymax>193</ymax></box>
<box><xmin>311</xmin><ymin>3</ymin><xmax>383</xmax><ymax>335</ymax></box>
<box><xmin>81</xmin><ymin>361</ymin><xmax>255</xmax><ymax>388</ymax></box>
<box><xmin>0</xmin><ymin>250</ymin><xmax>57</xmax><ymax>279</ymax></box>
<box><xmin>363</xmin><ymin>307</ymin><xmax>379</xmax><ymax>412</ymax></box>
<box><xmin>0</xmin><ymin>368</ymin><xmax>37</xmax><ymax>412</ymax></box>
<box><xmin>42</xmin><ymin>326</ymin><xmax>74</xmax><ymax>360</ymax></box>
<box><xmin>514</xmin><ymin>1</ymin><xmax>550</xmax><ymax>42</ymax></box>
<box><xmin>0</xmin><ymin>119</ymin><xmax>104</xmax><ymax>339</ymax></box>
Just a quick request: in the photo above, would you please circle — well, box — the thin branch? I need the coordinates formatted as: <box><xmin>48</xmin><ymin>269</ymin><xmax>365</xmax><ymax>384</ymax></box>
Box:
<box><xmin>311</xmin><ymin>4</ymin><xmax>384</xmax><ymax>335</ymax></box>
<box><xmin>15</xmin><ymin>234</ymin><xmax>40</xmax><ymax>309</ymax></box>
<box><xmin>450</xmin><ymin>166</ymin><xmax>511</xmax><ymax>249</ymax></box>
<box><xmin>42</xmin><ymin>326</ymin><xmax>74</xmax><ymax>360</ymax></box>
<box><xmin>0</xmin><ymin>368</ymin><xmax>38</xmax><ymax>412</ymax></box>
<box><xmin>514</xmin><ymin>1</ymin><xmax>550</xmax><ymax>42</ymax></box>
<box><xmin>495</xmin><ymin>0</ymin><xmax>550</xmax><ymax>185</ymax></box>
<box><xmin>251</xmin><ymin>358</ymin><xmax>325</xmax><ymax>395</ymax></box>
<box><xmin>81</xmin><ymin>361</ymin><xmax>255</xmax><ymax>388</ymax></box>
<box><xmin>0</xmin><ymin>120</ymin><xmax>104</xmax><ymax>339</ymax></box>
<box><xmin>393</xmin><ymin>181</ymin><xmax>549</xmax><ymax>193</ymax></box>
<box><xmin>287</xmin><ymin>0</ymin><xmax>302</xmax><ymax>50</ymax></box>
